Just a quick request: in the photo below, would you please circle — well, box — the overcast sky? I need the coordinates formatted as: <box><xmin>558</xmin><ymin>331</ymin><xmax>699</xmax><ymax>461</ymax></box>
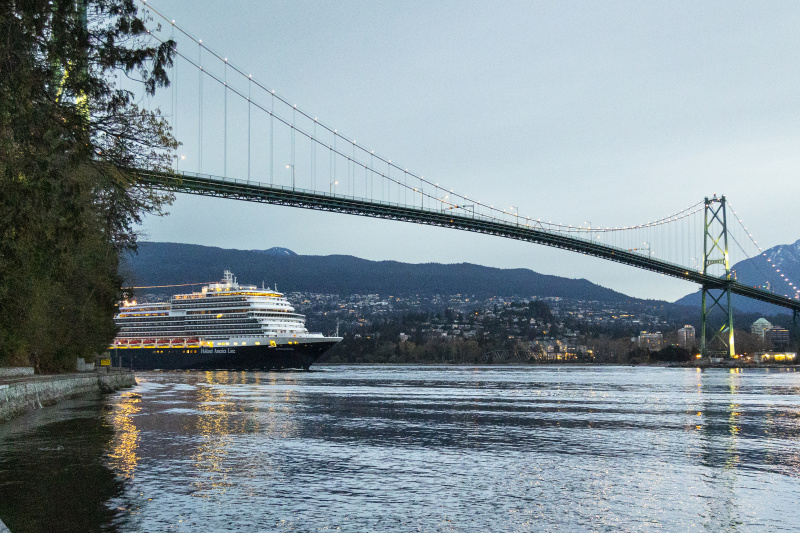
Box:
<box><xmin>138</xmin><ymin>1</ymin><xmax>800</xmax><ymax>301</ymax></box>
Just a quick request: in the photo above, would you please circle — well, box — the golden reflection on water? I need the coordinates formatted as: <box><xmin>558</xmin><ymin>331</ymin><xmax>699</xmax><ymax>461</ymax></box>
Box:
<box><xmin>189</xmin><ymin>371</ymin><xmax>303</xmax><ymax>501</ymax></box>
<box><xmin>192</xmin><ymin>371</ymin><xmax>241</xmax><ymax>497</ymax></box>
<box><xmin>724</xmin><ymin>369</ymin><xmax>741</xmax><ymax>470</ymax></box>
<box><xmin>107</xmin><ymin>391</ymin><xmax>142</xmax><ymax>479</ymax></box>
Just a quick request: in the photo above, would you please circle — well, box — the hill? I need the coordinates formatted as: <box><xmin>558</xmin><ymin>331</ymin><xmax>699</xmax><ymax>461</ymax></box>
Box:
<box><xmin>122</xmin><ymin>242</ymin><xmax>648</xmax><ymax>303</ymax></box>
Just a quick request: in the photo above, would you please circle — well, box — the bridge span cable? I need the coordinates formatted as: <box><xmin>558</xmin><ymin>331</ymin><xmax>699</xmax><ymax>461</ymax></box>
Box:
<box><xmin>138</xmin><ymin>2</ymin><xmax>779</xmax><ymax>290</ymax></box>
<box><xmin>728</xmin><ymin>201</ymin><xmax>800</xmax><ymax>299</ymax></box>
<box><xmin>133</xmin><ymin>169</ymin><xmax>800</xmax><ymax>312</ymax></box>
<box><xmin>137</xmin><ymin>0</ymin><xmax>710</xmax><ymax>244</ymax></box>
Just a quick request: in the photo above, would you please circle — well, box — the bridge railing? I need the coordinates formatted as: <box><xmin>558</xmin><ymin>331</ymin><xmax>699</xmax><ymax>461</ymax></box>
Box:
<box><xmin>136</xmin><ymin>168</ymin><xmax>800</xmax><ymax>312</ymax></box>
<box><xmin>157</xmin><ymin>168</ymin><xmax>705</xmax><ymax>272</ymax></box>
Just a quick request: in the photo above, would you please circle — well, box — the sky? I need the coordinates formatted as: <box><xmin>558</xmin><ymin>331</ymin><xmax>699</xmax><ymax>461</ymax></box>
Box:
<box><xmin>136</xmin><ymin>1</ymin><xmax>800</xmax><ymax>301</ymax></box>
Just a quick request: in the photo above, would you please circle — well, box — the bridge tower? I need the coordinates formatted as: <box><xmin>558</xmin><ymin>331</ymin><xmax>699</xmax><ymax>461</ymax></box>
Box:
<box><xmin>700</xmin><ymin>195</ymin><xmax>735</xmax><ymax>359</ymax></box>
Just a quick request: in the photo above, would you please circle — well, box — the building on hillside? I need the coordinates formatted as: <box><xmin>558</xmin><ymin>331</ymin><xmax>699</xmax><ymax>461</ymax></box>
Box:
<box><xmin>765</xmin><ymin>327</ymin><xmax>790</xmax><ymax>348</ymax></box>
<box><xmin>751</xmin><ymin>318</ymin><xmax>774</xmax><ymax>338</ymax></box>
<box><xmin>752</xmin><ymin>352</ymin><xmax>796</xmax><ymax>364</ymax></box>
<box><xmin>636</xmin><ymin>331</ymin><xmax>663</xmax><ymax>351</ymax></box>
<box><xmin>678</xmin><ymin>325</ymin><xmax>696</xmax><ymax>349</ymax></box>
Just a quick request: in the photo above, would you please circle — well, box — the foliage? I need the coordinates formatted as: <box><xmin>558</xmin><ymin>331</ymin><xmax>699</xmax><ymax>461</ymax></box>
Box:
<box><xmin>650</xmin><ymin>345</ymin><xmax>692</xmax><ymax>363</ymax></box>
<box><xmin>0</xmin><ymin>0</ymin><xmax>175</xmax><ymax>371</ymax></box>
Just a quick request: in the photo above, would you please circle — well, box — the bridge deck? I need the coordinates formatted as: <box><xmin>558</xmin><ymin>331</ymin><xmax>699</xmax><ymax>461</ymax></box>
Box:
<box><xmin>134</xmin><ymin>169</ymin><xmax>800</xmax><ymax>312</ymax></box>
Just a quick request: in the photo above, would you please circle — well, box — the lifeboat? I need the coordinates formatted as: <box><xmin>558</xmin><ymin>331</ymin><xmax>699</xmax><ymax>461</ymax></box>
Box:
<box><xmin>142</xmin><ymin>339</ymin><xmax>156</xmax><ymax>348</ymax></box>
<box><xmin>186</xmin><ymin>337</ymin><xmax>201</xmax><ymax>348</ymax></box>
<box><xmin>114</xmin><ymin>339</ymin><xmax>129</xmax><ymax>349</ymax></box>
<box><xmin>128</xmin><ymin>339</ymin><xmax>142</xmax><ymax>348</ymax></box>
<box><xmin>157</xmin><ymin>338</ymin><xmax>170</xmax><ymax>347</ymax></box>
<box><xmin>170</xmin><ymin>338</ymin><xmax>186</xmax><ymax>347</ymax></box>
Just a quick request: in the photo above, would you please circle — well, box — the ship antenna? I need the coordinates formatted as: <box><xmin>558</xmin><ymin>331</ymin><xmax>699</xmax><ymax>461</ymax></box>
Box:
<box><xmin>335</xmin><ymin>318</ymin><xmax>340</xmax><ymax>337</ymax></box>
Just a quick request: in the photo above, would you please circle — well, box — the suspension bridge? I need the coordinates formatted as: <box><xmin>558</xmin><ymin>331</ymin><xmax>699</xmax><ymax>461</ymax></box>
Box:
<box><xmin>125</xmin><ymin>2</ymin><xmax>800</xmax><ymax>359</ymax></box>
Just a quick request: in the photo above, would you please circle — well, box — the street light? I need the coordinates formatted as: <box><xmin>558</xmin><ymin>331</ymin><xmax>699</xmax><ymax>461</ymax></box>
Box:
<box><xmin>176</xmin><ymin>154</ymin><xmax>186</xmax><ymax>173</ymax></box>
<box><xmin>330</xmin><ymin>180</ymin><xmax>338</xmax><ymax>194</ymax></box>
<box><xmin>509</xmin><ymin>206</ymin><xmax>519</xmax><ymax>226</ymax></box>
<box><xmin>285</xmin><ymin>164</ymin><xmax>295</xmax><ymax>190</ymax></box>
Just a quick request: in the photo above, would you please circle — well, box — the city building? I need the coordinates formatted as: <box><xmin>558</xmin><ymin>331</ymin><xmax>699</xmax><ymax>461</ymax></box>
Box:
<box><xmin>751</xmin><ymin>318</ymin><xmax>774</xmax><ymax>339</ymax></box>
<box><xmin>752</xmin><ymin>352</ymin><xmax>796</xmax><ymax>364</ymax></box>
<box><xmin>765</xmin><ymin>327</ymin><xmax>790</xmax><ymax>348</ymax></box>
<box><xmin>678</xmin><ymin>325</ymin><xmax>695</xmax><ymax>349</ymax></box>
<box><xmin>636</xmin><ymin>331</ymin><xmax>663</xmax><ymax>351</ymax></box>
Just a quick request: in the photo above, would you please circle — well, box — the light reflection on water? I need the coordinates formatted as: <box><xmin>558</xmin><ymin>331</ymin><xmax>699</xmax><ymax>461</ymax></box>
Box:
<box><xmin>1</xmin><ymin>366</ymin><xmax>800</xmax><ymax>531</ymax></box>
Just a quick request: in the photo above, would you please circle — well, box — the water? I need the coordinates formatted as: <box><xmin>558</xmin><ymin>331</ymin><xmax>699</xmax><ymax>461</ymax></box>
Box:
<box><xmin>1</xmin><ymin>366</ymin><xmax>800</xmax><ymax>532</ymax></box>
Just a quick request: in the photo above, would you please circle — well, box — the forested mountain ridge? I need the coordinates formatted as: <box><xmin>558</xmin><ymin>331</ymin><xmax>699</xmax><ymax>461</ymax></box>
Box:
<box><xmin>124</xmin><ymin>242</ymin><xmax>652</xmax><ymax>302</ymax></box>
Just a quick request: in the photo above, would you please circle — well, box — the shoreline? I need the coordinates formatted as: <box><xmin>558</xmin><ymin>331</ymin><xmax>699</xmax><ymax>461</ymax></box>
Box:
<box><xmin>316</xmin><ymin>361</ymin><xmax>799</xmax><ymax>370</ymax></box>
<box><xmin>0</xmin><ymin>369</ymin><xmax>137</xmax><ymax>424</ymax></box>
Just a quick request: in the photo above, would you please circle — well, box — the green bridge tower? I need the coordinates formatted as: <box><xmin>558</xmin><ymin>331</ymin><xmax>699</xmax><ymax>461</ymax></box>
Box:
<box><xmin>700</xmin><ymin>194</ymin><xmax>736</xmax><ymax>359</ymax></box>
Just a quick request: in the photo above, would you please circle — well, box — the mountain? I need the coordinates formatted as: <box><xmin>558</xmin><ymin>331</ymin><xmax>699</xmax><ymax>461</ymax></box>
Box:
<box><xmin>252</xmin><ymin>247</ymin><xmax>297</xmax><ymax>256</ymax></box>
<box><xmin>674</xmin><ymin>239</ymin><xmax>800</xmax><ymax>315</ymax></box>
<box><xmin>122</xmin><ymin>242</ymin><xmax>647</xmax><ymax>303</ymax></box>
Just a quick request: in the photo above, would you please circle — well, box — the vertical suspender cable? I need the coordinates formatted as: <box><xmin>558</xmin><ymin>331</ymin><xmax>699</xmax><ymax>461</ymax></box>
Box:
<box><xmin>198</xmin><ymin>42</ymin><xmax>203</xmax><ymax>174</ymax></box>
<box><xmin>171</xmin><ymin>24</ymin><xmax>177</xmax><ymax>171</ymax></box>
<box><xmin>291</xmin><ymin>106</ymin><xmax>295</xmax><ymax>189</ymax></box>
<box><xmin>270</xmin><ymin>94</ymin><xmax>274</xmax><ymax>185</ymax></box>
<box><xmin>248</xmin><ymin>77</ymin><xmax>251</xmax><ymax>182</ymax></box>
<box><xmin>223</xmin><ymin>60</ymin><xmax>227</xmax><ymax>177</ymax></box>
<box><xmin>333</xmin><ymin>134</ymin><xmax>337</xmax><ymax>192</ymax></box>
<box><xmin>312</xmin><ymin>121</ymin><xmax>316</xmax><ymax>191</ymax></box>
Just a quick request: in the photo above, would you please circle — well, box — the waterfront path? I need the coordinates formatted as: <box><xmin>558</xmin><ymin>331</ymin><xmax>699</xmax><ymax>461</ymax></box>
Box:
<box><xmin>0</xmin><ymin>369</ymin><xmax>136</xmax><ymax>423</ymax></box>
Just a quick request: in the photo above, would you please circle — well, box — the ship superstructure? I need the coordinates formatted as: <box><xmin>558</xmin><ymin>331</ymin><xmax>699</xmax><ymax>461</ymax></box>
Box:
<box><xmin>110</xmin><ymin>271</ymin><xmax>341</xmax><ymax>370</ymax></box>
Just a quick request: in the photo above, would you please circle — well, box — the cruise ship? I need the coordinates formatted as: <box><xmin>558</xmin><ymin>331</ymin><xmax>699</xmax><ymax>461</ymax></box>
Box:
<box><xmin>109</xmin><ymin>270</ymin><xmax>342</xmax><ymax>370</ymax></box>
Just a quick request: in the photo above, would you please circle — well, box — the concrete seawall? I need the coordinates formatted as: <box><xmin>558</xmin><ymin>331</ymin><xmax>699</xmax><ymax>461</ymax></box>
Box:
<box><xmin>0</xmin><ymin>371</ymin><xmax>136</xmax><ymax>424</ymax></box>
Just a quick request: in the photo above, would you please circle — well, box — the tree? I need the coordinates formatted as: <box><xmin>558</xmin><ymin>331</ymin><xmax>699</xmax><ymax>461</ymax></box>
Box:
<box><xmin>0</xmin><ymin>0</ymin><xmax>176</xmax><ymax>371</ymax></box>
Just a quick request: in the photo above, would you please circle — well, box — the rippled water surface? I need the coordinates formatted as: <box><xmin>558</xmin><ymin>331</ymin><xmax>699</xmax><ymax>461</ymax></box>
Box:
<box><xmin>2</xmin><ymin>366</ymin><xmax>800</xmax><ymax>531</ymax></box>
